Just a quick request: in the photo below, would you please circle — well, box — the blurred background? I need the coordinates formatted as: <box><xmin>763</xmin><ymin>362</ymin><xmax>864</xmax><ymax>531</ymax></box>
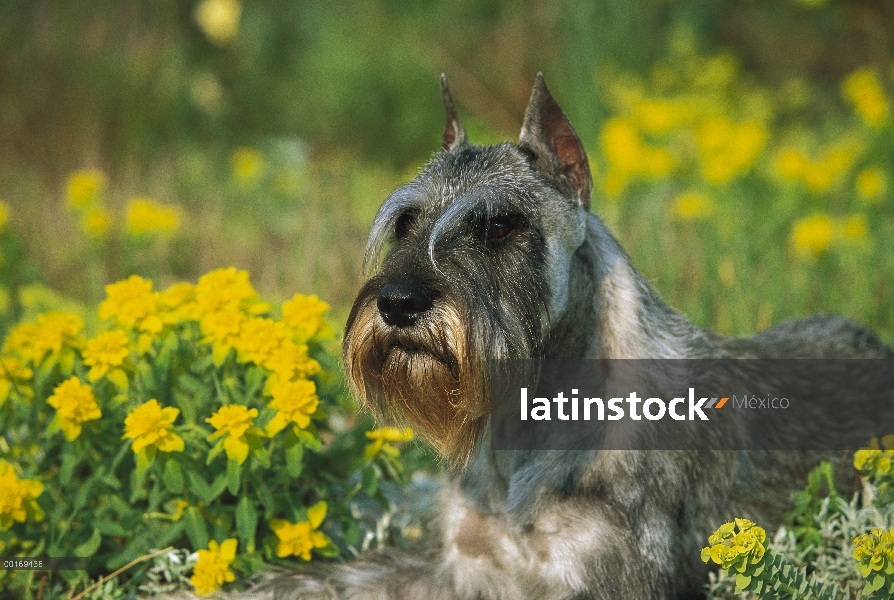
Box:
<box><xmin>1</xmin><ymin>0</ymin><xmax>893</xmax><ymax>340</ymax></box>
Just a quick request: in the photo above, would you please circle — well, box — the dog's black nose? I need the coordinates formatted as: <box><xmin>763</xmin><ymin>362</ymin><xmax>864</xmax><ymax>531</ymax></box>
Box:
<box><xmin>377</xmin><ymin>282</ymin><xmax>432</xmax><ymax>327</ymax></box>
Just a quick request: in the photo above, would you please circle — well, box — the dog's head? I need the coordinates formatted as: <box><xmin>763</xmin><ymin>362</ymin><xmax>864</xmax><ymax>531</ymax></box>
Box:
<box><xmin>343</xmin><ymin>74</ymin><xmax>592</xmax><ymax>464</ymax></box>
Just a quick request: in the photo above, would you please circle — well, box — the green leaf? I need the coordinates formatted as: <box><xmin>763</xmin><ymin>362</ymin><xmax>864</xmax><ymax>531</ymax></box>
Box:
<box><xmin>296</xmin><ymin>427</ymin><xmax>322</xmax><ymax>452</ymax></box>
<box><xmin>135</xmin><ymin>447</ymin><xmax>155</xmax><ymax>484</ymax></box>
<box><xmin>94</xmin><ymin>519</ymin><xmax>127</xmax><ymax>537</ymax></box>
<box><xmin>185</xmin><ymin>469</ymin><xmax>214</xmax><ymax>504</ymax></box>
<box><xmin>137</xmin><ymin>362</ymin><xmax>157</xmax><ymax>395</ymax></box>
<box><xmin>735</xmin><ymin>573</ymin><xmax>751</xmax><ymax>591</ymax></box>
<box><xmin>251</xmin><ymin>445</ymin><xmax>271</xmax><ymax>468</ymax></box>
<box><xmin>316</xmin><ymin>541</ymin><xmax>339</xmax><ymax>558</ymax></box>
<box><xmin>285</xmin><ymin>442</ymin><xmax>304</xmax><ymax>478</ymax></box>
<box><xmin>209</xmin><ymin>473</ymin><xmax>228</xmax><ymax>501</ymax></box>
<box><xmin>60</xmin><ymin>453</ymin><xmax>79</xmax><ymax>486</ymax></box>
<box><xmin>362</xmin><ymin>466</ymin><xmax>378</xmax><ymax>496</ymax></box>
<box><xmin>236</xmin><ymin>496</ymin><xmax>259</xmax><ymax>553</ymax></box>
<box><xmin>184</xmin><ymin>506</ymin><xmax>209</xmax><ymax>550</ymax></box>
<box><xmin>154</xmin><ymin>347</ymin><xmax>173</xmax><ymax>381</ymax></box>
<box><xmin>163</xmin><ymin>459</ymin><xmax>184</xmax><ymax>494</ymax></box>
<box><xmin>227</xmin><ymin>458</ymin><xmax>242</xmax><ymax>496</ymax></box>
<box><xmin>252</xmin><ymin>476</ymin><xmax>275</xmax><ymax>514</ymax></box>
<box><xmin>73</xmin><ymin>528</ymin><xmax>102</xmax><ymax>558</ymax></box>
<box><xmin>206</xmin><ymin>438</ymin><xmax>226</xmax><ymax>465</ymax></box>
<box><xmin>158</xmin><ymin>520</ymin><xmax>186</xmax><ymax>546</ymax></box>
<box><xmin>244</xmin><ymin>366</ymin><xmax>266</xmax><ymax>401</ymax></box>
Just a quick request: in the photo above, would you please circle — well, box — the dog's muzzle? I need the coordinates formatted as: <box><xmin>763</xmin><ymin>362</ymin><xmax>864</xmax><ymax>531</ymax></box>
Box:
<box><xmin>377</xmin><ymin>282</ymin><xmax>432</xmax><ymax>328</ymax></box>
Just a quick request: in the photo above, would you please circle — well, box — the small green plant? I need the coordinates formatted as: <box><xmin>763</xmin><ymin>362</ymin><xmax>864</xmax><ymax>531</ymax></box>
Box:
<box><xmin>701</xmin><ymin>519</ymin><xmax>852</xmax><ymax>599</ymax></box>
<box><xmin>0</xmin><ymin>269</ymin><xmax>417</xmax><ymax>598</ymax></box>
<box><xmin>853</xmin><ymin>527</ymin><xmax>894</xmax><ymax>597</ymax></box>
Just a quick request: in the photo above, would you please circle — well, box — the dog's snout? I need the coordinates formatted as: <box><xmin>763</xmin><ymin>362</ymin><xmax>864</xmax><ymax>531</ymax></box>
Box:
<box><xmin>377</xmin><ymin>282</ymin><xmax>432</xmax><ymax>327</ymax></box>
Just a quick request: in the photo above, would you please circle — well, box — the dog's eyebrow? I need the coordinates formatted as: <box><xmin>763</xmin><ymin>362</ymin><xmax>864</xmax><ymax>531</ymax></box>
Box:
<box><xmin>365</xmin><ymin>184</ymin><xmax>425</xmax><ymax>269</ymax></box>
<box><xmin>427</xmin><ymin>185</ymin><xmax>510</xmax><ymax>269</ymax></box>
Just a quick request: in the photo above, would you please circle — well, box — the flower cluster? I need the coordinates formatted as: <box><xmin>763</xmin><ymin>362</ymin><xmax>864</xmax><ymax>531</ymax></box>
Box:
<box><xmin>842</xmin><ymin>67</ymin><xmax>889</xmax><ymax>127</ymax></box>
<box><xmin>774</xmin><ymin>142</ymin><xmax>859</xmax><ymax>193</ymax></box>
<box><xmin>854</xmin><ymin>436</ymin><xmax>894</xmax><ymax>477</ymax></box>
<box><xmin>190</xmin><ymin>538</ymin><xmax>238</xmax><ymax>596</ymax></box>
<box><xmin>853</xmin><ymin>528</ymin><xmax>894</xmax><ymax>596</ymax></box>
<box><xmin>3</xmin><ymin>311</ymin><xmax>84</xmax><ymax>365</ymax></box>
<box><xmin>598</xmin><ymin>47</ymin><xmax>768</xmax><ymax>198</ymax></box>
<box><xmin>126</xmin><ymin>197</ymin><xmax>182</xmax><ymax>236</ymax></box>
<box><xmin>206</xmin><ymin>404</ymin><xmax>261</xmax><ymax>464</ymax></box>
<box><xmin>65</xmin><ymin>169</ymin><xmax>112</xmax><ymax>237</ymax></box>
<box><xmin>123</xmin><ymin>399</ymin><xmax>185</xmax><ymax>454</ymax></box>
<box><xmin>0</xmin><ymin>462</ymin><xmax>44</xmax><ymax>531</ymax></box>
<box><xmin>47</xmin><ymin>376</ymin><xmax>102</xmax><ymax>441</ymax></box>
<box><xmin>270</xmin><ymin>501</ymin><xmax>330</xmax><ymax>560</ymax></box>
<box><xmin>701</xmin><ymin>518</ymin><xmax>768</xmax><ymax>573</ymax></box>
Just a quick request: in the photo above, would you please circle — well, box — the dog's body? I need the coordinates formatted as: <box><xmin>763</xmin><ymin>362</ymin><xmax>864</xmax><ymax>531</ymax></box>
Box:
<box><xmin>228</xmin><ymin>75</ymin><xmax>892</xmax><ymax>600</ymax></box>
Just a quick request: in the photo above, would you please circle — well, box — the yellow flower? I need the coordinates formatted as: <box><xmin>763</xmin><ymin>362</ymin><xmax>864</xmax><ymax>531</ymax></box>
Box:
<box><xmin>47</xmin><ymin>377</ymin><xmax>101</xmax><ymax>441</ymax></box>
<box><xmin>3</xmin><ymin>312</ymin><xmax>84</xmax><ymax>364</ymax></box>
<box><xmin>775</xmin><ymin>148</ymin><xmax>808</xmax><ymax>180</ymax></box>
<box><xmin>200</xmin><ymin>308</ymin><xmax>247</xmax><ymax>364</ymax></box>
<box><xmin>122</xmin><ymin>399</ymin><xmax>184</xmax><ymax>454</ymax></box>
<box><xmin>0</xmin><ymin>200</ymin><xmax>8</xmax><ymax>229</ymax></box>
<box><xmin>790</xmin><ymin>214</ymin><xmax>834</xmax><ymax>257</ymax></box>
<box><xmin>776</xmin><ymin>144</ymin><xmax>857</xmax><ymax>192</ymax></box>
<box><xmin>82</xmin><ymin>206</ymin><xmax>112</xmax><ymax>237</ymax></box>
<box><xmin>126</xmin><ymin>197</ymin><xmax>182</xmax><ymax>236</ymax></box>
<box><xmin>195</xmin><ymin>0</ymin><xmax>241</xmax><ymax>46</ymax></box>
<box><xmin>99</xmin><ymin>275</ymin><xmax>163</xmax><ymax>334</ymax></box>
<box><xmin>701</xmin><ymin>519</ymin><xmax>767</xmax><ymax>570</ymax></box>
<box><xmin>633</xmin><ymin>98</ymin><xmax>685</xmax><ymax>135</ymax></box>
<box><xmin>195</xmin><ymin>267</ymin><xmax>267</xmax><ymax>315</ymax></box>
<box><xmin>263</xmin><ymin>342</ymin><xmax>321</xmax><ymax>385</ymax></box>
<box><xmin>672</xmin><ymin>191</ymin><xmax>713</xmax><ymax>222</ymax></box>
<box><xmin>206</xmin><ymin>405</ymin><xmax>260</xmax><ymax>464</ymax></box>
<box><xmin>233</xmin><ymin>317</ymin><xmax>288</xmax><ymax>366</ymax></box>
<box><xmin>265</xmin><ymin>378</ymin><xmax>319</xmax><ymax>436</ymax></box>
<box><xmin>281</xmin><ymin>294</ymin><xmax>330</xmax><ymax>342</ymax></box>
<box><xmin>842</xmin><ymin>67</ymin><xmax>889</xmax><ymax>127</ymax></box>
<box><xmin>66</xmin><ymin>170</ymin><xmax>107</xmax><ymax>209</ymax></box>
<box><xmin>856</xmin><ymin>167</ymin><xmax>886</xmax><ymax>202</ymax></box>
<box><xmin>364</xmin><ymin>427</ymin><xmax>414</xmax><ymax>460</ymax></box>
<box><xmin>600</xmin><ymin>118</ymin><xmax>674</xmax><ymax>180</ymax></box>
<box><xmin>696</xmin><ymin>119</ymin><xmax>766</xmax><ymax>184</ymax></box>
<box><xmin>231</xmin><ymin>147</ymin><xmax>266</xmax><ymax>183</ymax></box>
<box><xmin>82</xmin><ymin>330</ymin><xmax>130</xmax><ymax>381</ymax></box>
<box><xmin>0</xmin><ymin>462</ymin><xmax>44</xmax><ymax>531</ymax></box>
<box><xmin>158</xmin><ymin>282</ymin><xmax>201</xmax><ymax>324</ymax></box>
<box><xmin>190</xmin><ymin>538</ymin><xmax>237</xmax><ymax>596</ymax></box>
<box><xmin>270</xmin><ymin>502</ymin><xmax>329</xmax><ymax>560</ymax></box>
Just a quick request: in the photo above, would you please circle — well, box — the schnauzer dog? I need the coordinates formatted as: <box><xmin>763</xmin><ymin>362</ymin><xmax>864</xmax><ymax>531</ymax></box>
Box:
<box><xmin>236</xmin><ymin>74</ymin><xmax>892</xmax><ymax>599</ymax></box>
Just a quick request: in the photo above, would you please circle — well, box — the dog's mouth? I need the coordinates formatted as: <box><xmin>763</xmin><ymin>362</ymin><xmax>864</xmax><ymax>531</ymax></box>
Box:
<box><xmin>383</xmin><ymin>341</ymin><xmax>460</xmax><ymax>380</ymax></box>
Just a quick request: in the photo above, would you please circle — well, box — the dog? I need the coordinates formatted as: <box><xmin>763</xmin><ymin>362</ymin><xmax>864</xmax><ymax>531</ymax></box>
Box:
<box><xmin>234</xmin><ymin>74</ymin><xmax>893</xmax><ymax>600</ymax></box>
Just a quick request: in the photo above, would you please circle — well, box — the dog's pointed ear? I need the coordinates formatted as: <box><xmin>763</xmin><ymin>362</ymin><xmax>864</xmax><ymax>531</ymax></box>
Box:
<box><xmin>519</xmin><ymin>73</ymin><xmax>592</xmax><ymax>210</ymax></box>
<box><xmin>440</xmin><ymin>74</ymin><xmax>468</xmax><ymax>152</ymax></box>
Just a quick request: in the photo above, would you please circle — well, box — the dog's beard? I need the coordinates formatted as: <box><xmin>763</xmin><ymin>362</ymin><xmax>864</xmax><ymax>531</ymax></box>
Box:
<box><xmin>344</xmin><ymin>293</ymin><xmax>489</xmax><ymax>466</ymax></box>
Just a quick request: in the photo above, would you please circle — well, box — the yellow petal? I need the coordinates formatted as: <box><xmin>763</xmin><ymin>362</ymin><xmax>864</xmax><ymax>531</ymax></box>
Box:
<box><xmin>223</xmin><ymin>434</ymin><xmax>249</xmax><ymax>464</ymax></box>
<box><xmin>307</xmin><ymin>501</ymin><xmax>327</xmax><ymax>529</ymax></box>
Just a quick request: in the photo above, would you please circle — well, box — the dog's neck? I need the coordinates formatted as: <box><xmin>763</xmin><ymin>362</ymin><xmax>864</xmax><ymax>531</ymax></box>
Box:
<box><xmin>546</xmin><ymin>214</ymin><xmax>718</xmax><ymax>361</ymax></box>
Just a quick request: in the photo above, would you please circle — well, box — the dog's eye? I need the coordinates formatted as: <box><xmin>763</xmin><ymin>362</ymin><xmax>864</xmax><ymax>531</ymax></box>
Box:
<box><xmin>394</xmin><ymin>211</ymin><xmax>416</xmax><ymax>239</ymax></box>
<box><xmin>486</xmin><ymin>214</ymin><xmax>522</xmax><ymax>240</ymax></box>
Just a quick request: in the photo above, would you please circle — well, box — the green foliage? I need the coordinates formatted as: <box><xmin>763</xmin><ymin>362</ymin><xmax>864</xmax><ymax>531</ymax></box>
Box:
<box><xmin>787</xmin><ymin>461</ymin><xmax>845</xmax><ymax>555</ymax></box>
<box><xmin>706</xmin><ymin>453</ymin><xmax>894</xmax><ymax>600</ymax></box>
<box><xmin>0</xmin><ymin>270</ymin><xmax>418</xmax><ymax>597</ymax></box>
